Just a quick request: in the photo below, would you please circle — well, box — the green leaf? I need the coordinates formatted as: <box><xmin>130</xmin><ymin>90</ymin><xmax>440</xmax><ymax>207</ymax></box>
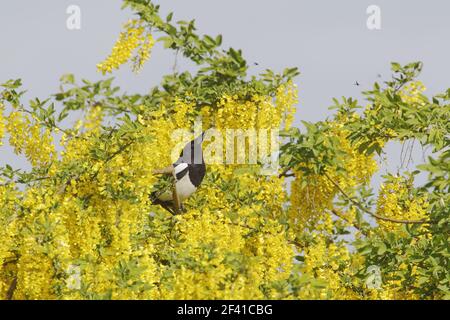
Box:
<box><xmin>377</xmin><ymin>243</ymin><xmax>387</xmax><ymax>255</ymax></box>
<box><xmin>166</xmin><ymin>12</ymin><xmax>173</xmax><ymax>22</ymax></box>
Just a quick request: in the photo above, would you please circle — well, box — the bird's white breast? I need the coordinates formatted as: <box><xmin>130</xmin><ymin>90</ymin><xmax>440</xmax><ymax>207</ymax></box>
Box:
<box><xmin>175</xmin><ymin>173</ymin><xmax>197</xmax><ymax>201</ymax></box>
<box><xmin>156</xmin><ymin>164</ymin><xmax>197</xmax><ymax>202</ymax></box>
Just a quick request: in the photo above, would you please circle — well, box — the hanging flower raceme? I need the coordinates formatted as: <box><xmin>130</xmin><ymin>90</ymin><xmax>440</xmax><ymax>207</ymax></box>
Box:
<box><xmin>5</xmin><ymin>110</ymin><xmax>55</xmax><ymax>166</ymax></box>
<box><xmin>5</xmin><ymin>110</ymin><xmax>28</xmax><ymax>154</ymax></box>
<box><xmin>97</xmin><ymin>20</ymin><xmax>155</xmax><ymax>75</ymax></box>
<box><xmin>0</xmin><ymin>103</ymin><xmax>5</xmax><ymax>146</ymax></box>
<box><xmin>289</xmin><ymin>119</ymin><xmax>377</xmax><ymax>234</ymax></box>
<box><xmin>132</xmin><ymin>33</ymin><xmax>155</xmax><ymax>73</ymax></box>
<box><xmin>376</xmin><ymin>176</ymin><xmax>429</xmax><ymax>234</ymax></box>
<box><xmin>399</xmin><ymin>81</ymin><xmax>427</xmax><ymax>106</ymax></box>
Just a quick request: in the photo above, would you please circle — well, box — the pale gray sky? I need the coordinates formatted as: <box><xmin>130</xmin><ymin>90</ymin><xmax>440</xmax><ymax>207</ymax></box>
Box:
<box><xmin>1</xmin><ymin>0</ymin><xmax>449</xmax><ymax>184</ymax></box>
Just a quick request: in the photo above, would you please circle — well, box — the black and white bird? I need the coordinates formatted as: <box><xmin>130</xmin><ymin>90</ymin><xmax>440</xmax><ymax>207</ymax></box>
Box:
<box><xmin>150</xmin><ymin>132</ymin><xmax>206</xmax><ymax>214</ymax></box>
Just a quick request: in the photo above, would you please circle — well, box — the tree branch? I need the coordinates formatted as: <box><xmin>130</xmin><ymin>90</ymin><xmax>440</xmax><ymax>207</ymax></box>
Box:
<box><xmin>329</xmin><ymin>208</ymin><xmax>369</xmax><ymax>236</ymax></box>
<box><xmin>278</xmin><ymin>168</ymin><xmax>295</xmax><ymax>178</ymax></box>
<box><xmin>323</xmin><ymin>171</ymin><xmax>429</xmax><ymax>225</ymax></box>
<box><xmin>6</xmin><ymin>276</ymin><xmax>17</xmax><ymax>300</ymax></box>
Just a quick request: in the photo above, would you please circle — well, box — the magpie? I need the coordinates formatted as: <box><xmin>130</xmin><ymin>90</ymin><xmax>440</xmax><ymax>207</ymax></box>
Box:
<box><xmin>151</xmin><ymin>132</ymin><xmax>206</xmax><ymax>214</ymax></box>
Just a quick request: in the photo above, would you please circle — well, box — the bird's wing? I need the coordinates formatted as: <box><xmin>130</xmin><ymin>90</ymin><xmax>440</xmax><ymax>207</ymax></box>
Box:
<box><xmin>150</xmin><ymin>174</ymin><xmax>175</xmax><ymax>201</ymax></box>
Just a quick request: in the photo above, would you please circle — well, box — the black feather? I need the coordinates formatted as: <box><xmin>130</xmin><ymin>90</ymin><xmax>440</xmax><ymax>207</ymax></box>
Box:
<box><xmin>150</xmin><ymin>133</ymin><xmax>206</xmax><ymax>214</ymax></box>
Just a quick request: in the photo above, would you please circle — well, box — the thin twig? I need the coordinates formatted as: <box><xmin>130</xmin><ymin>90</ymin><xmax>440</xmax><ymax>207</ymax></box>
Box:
<box><xmin>172</xmin><ymin>49</ymin><xmax>179</xmax><ymax>73</ymax></box>
<box><xmin>279</xmin><ymin>168</ymin><xmax>294</xmax><ymax>178</ymax></box>
<box><xmin>19</xmin><ymin>107</ymin><xmax>77</xmax><ymax>139</ymax></box>
<box><xmin>329</xmin><ymin>209</ymin><xmax>368</xmax><ymax>236</ymax></box>
<box><xmin>6</xmin><ymin>277</ymin><xmax>17</xmax><ymax>300</ymax></box>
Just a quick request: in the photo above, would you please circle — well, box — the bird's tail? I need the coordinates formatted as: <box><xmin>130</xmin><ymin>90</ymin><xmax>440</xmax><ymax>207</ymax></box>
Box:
<box><xmin>150</xmin><ymin>192</ymin><xmax>176</xmax><ymax>215</ymax></box>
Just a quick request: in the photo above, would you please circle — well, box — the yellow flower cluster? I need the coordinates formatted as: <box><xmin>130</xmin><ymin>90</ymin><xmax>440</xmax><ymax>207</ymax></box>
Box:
<box><xmin>287</xmin><ymin>119</ymin><xmax>379</xmax><ymax>299</ymax></box>
<box><xmin>84</xmin><ymin>105</ymin><xmax>104</xmax><ymax>132</ymax></box>
<box><xmin>276</xmin><ymin>81</ymin><xmax>298</xmax><ymax>129</ymax></box>
<box><xmin>0</xmin><ymin>183</ymin><xmax>20</xmax><ymax>299</ymax></box>
<box><xmin>376</xmin><ymin>176</ymin><xmax>429</xmax><ymax>233</ymax></box>
<box><xmin>0</xmin><ymin>103</ymin><xmax>5</xmax><ymax>146</ymax></box>
<box><xmin>25</xmin><ymin>125</ymin><xmax>55</xmax><ymax>166</ymax></box>
<box><xmin>159</xmin><ymin>207</ymin><xmax>293</xmax><ymax>299</ymax></box>
<box><xmin>97</xmin><ymin>20</ymin><xmax>155</xmax><ymax>75</ymax></box>
<box><xmin>5</xmin><ymin>111</ymin><xmax>28</xmax><ymax>154</ymax></box>
<box><xmin>5</xmin><ymin>111</ymin><xmax>55</xmax><ymax>166</ymax></box>
<box><xmin>289</xmin><ymin>170</ymin><xmax>335</xmax><ymax>233</ymax></box>
<box><xmin>173</xmin><ymin>98</ymin><xmax>195</xmax><ymax>128</ymax></box>
<box><xmin>6</xmin><ymin>148</ymin><xmax>161</xmax><ymax>299</ymax></box>
<box><xmin>295</xmin><ymin>233</ymin><xmax>359</xmax><ymax>299</ymax></box>
<box><xmin>215</xmin><ymin>81</ymin><xmax>298</xmax><ymax>130</ymax></box>
<box><xmin>399</xmin><ymin>81</ymin><xmax>426</xmax><ymax>106</ymax></box>
<box><xmin>289</xmin><ymin>121</ymin><xmax>377</xmax><ymax>233</ymax></box>
<box><xmin>133</xmin><ymin>34</ymin><xmax>155</xmax><ymax>73</ymax></box>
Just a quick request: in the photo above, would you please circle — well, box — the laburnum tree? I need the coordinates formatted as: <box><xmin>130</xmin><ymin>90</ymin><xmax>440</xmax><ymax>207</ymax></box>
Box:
<box><xmin>0</xmin><ymin>0</ymin><xmax>448</xmax><ymax>300</ymax></box>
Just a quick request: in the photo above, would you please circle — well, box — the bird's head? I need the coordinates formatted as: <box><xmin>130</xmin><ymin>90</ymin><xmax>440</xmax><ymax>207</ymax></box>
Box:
<box><xmin>178</xmin><ymin>130</ymin><xmax>208</xmax><ymax>165</ymax></box>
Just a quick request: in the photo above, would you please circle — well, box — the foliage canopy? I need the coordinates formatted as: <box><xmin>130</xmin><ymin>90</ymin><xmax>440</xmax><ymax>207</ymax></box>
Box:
<box><xmin>0</xmin><ymin>0</ymin><xmax>448</xmax><ymax>299</ymax></box>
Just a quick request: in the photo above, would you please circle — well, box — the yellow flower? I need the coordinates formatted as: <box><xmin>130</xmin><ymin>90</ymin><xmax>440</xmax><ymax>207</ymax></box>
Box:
<box><xmin>0</xmin><ymin>103</ymin><xmax>5</xmax><ymax>146</ymax></box>
<box><xmin>97</xmin><ymin>20</ymin><xmax>155</xmax><ymax>75</ymax></box>
<box><xmin>399</xmin><ymin>81</ymin><xmax>426</xmax><ymax>106</ymax></box>
<box><xmin>133</xmin><ymin>33</ymin><xmax>155</xmax><ymax>73</ymax></box>
<box><xmin>376</xmin><ymin>176</ymin><xmax>429</xmax><ymax>234</ymax></box>
<box><xmin>6</xmin><ymin>111</ymin><xmax>55</xmax><ymax>166</ymax></box>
